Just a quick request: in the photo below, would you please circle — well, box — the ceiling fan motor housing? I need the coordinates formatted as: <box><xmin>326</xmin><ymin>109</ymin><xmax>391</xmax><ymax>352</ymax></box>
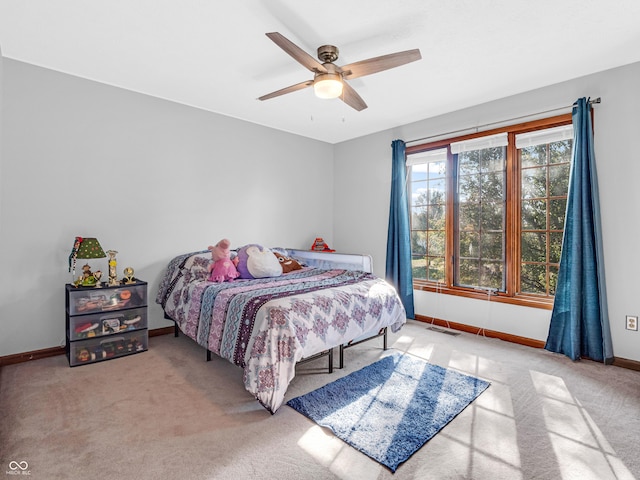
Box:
<box><xmin>317</xmin><ymin>45</ymin><xmax>339</xmax><ymax>63</ymax></box>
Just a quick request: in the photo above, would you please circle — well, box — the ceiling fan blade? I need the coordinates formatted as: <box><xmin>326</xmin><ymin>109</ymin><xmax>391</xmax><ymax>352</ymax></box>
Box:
<box><xmin>341</xmin><ymin>49</ymin><xmax>422</xmax><ymax>80</ymax></box>
<box><xmin>258</xmin><ymin>80</ymin><xmax>314</xmax><ymax>101</ymax></box>
<box><xmin>266</xmin><ymin>32</ymin><xmax>326</xmax><ymax>73</ymax></box>
<box><xmin>340</xmin><ymin>81</ymin><xmax>367</xmax><ymax>111</ymax></box>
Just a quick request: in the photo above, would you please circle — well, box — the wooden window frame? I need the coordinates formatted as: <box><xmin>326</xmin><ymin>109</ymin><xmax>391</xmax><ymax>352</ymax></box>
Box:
<box><xmin>406</xmin><ymin>113</ymin><xmax>572</xmax><ymax>310</ymax></box>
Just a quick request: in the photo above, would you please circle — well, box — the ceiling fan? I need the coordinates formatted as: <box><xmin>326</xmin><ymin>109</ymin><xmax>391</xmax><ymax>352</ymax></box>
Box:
<box><xmin>258</xmin><ymin>32</ymin><xmax>422</xmax><ymax>111</ymax></box>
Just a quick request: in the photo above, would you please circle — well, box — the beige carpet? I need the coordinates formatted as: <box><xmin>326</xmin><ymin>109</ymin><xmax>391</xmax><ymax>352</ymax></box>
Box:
<box><xmin>1</xmin><ymin>320</ymin><xmax>639</xmax><ymax>480</ymax></box>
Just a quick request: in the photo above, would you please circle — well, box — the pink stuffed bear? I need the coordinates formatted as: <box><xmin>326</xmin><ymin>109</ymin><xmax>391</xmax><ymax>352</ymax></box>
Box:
<box><xmin>208</xmin><ymin>239</ymin><xmax>240</xmax><ymax>282</ymax></box>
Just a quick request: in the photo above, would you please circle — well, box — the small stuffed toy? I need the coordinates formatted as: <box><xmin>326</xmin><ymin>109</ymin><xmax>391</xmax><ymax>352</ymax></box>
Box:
<box><xmin>208</xmin><ymin>238</ymin><xmax>240</xmax><ymax>282</ymax></box>
<box><xmin>273</xmin><ymin>251</ymin><xmax>303</xmax><ymax>274</ymax></box>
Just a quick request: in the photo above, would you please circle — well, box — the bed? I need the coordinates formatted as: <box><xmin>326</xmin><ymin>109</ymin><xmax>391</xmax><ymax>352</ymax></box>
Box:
<box><xmin>155</xmin><ymin>246</ymin><xmax>407</xmax><ymax>413</ymax></box>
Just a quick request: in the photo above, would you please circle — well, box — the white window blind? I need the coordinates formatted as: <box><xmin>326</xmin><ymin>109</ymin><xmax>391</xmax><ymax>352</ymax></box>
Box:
<box><xmin>515</xmin><ymin>125</ymin><xmax>573</xmax><ymax>149</ymax></box>
<box><xmin>450</xmin><ymin>132</ymin><xmax>508</xmax><ymax>154</ymax></box>
<box><xmin>406</xmin><ymin>148</ymin><xmax>447</xmax><ymax>166</ymax></box>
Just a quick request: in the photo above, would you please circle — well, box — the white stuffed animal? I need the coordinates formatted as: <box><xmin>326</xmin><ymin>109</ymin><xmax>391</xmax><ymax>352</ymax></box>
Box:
<box><xmin>236</xmin><ymin>244</ymin><xmax>283</xmax><ymax>279</ymax></box>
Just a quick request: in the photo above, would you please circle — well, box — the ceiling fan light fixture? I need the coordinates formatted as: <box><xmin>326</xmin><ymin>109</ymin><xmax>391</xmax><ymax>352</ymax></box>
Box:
<box><xmin>313</xmin><ymin>73</ymin><xmax>343</xmax><ymax>99</ymax></box>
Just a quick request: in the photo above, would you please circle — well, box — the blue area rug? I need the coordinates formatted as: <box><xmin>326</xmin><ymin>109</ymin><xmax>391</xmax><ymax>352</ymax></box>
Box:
<box><xmin>287</xmin><ymin>352</ymin><xmax>490</xmax><ymax>472</ymax></box>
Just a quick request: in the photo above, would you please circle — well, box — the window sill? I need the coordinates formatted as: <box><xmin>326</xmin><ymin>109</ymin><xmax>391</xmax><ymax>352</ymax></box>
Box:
<box><xmin>413</xmin><ymin>282</ymin><xmax>554</xmax><ymax>310</ymax></box>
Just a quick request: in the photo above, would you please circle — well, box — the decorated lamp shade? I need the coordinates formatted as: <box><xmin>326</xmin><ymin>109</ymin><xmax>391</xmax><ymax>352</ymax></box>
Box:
<box><xmin>69</xmin><ymin>236</ymin><xmax>107</xmax><ymax>275</ymax></box>
<box><xmin>76</xmin><ymin>238</ymin><xmax>106</xmax><ymax>259</ymax></box>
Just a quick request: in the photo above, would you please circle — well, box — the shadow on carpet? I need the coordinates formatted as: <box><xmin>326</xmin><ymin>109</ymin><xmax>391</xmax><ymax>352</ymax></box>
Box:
<box><xmin>287</xmin><ymin>352</ymin><xmax>490</xmax><ymax>472</ymax></box>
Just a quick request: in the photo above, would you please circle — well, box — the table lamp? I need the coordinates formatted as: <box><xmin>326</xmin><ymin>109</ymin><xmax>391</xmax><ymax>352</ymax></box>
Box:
<box><xmin>69</xmin><ymin>237</ymin><xmax>107</xmax><ymax>287</ymax></box>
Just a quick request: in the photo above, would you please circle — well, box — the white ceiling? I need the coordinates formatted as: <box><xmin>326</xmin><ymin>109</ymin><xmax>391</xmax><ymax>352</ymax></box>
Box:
<box><xmin>1</xmin><ymin>0</ymin><xmax>640</xmax><ymax>144</ymax></box>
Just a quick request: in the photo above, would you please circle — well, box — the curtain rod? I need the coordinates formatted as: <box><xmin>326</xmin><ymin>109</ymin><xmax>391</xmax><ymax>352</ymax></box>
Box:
<box><xmin>406</xmin><ymin>97</ymin><xmax>601</xmax><ymax>145</ymax></box>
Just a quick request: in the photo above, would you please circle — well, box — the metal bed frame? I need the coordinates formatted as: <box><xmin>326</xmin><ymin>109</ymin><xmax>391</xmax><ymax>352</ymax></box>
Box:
<box><xmin>168</xmin><ymin>315</ymin><xmax>387</xmax><ymax>373</ymax></box>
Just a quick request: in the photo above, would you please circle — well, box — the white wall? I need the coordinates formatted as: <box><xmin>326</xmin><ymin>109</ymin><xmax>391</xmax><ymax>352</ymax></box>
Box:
<box><xmin>333</xmin><ymin>61</ymin><xmax>640</xmax><ymax>362</ymax></box>
<box><xmin>0</xmin><ymin>45</ymin><xmax>3</xmax><ymax>258</ymax></box>
<box><xmin>2</xmin><ymin>57</ymin><xmax>639</xmax><ymax>364</ymax></box>
<box><xmin>0</xmin><ymin>59</ymin><xmax>334</xmax><ymax>356</ymax></box>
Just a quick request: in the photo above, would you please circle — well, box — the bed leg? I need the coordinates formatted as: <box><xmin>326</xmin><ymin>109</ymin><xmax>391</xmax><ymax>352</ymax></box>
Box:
<box><xmin>383</xmin><ymin>327</ymin><xmax>388</xmax><ymax>350</ymax></box>
<box><xmin>339</xmin><ymin>344</ymin><xmax>345</xmax><ymax>369</ymax></box>
<box><xmin>206</xmin><ymin>350</ymin><xmax>212</xmax><ymax>362</ymax></box>
<box><xmin>174</xmin><ymin>322</ymin><xmax>179</xmax><ymax>338</ymax></box>
<box><xmin>328</xmin><ymin>348</ymin><xmax>334</xmax><ymax>373</ymax></box>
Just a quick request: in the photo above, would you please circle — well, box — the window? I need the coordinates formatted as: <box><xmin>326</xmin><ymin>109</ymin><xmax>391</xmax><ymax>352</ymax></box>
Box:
<box><xmin>452</xmin><ymin>132</ymin><xmax>508</xmax><ymax>291</ymax></box>
<box><xmin>406</xmin><ymin>115</ymin><xmax>573</xmax><ymax>308</ymax></box>
<box><xmin>517</xmin><ymin>125</ymin><xmax>573</xmax><ymax>296</ymax></box>
<box><xmin>408</xmin><ymin>149</ymin><xmax>447</xmax><ymax>283</ymax></box>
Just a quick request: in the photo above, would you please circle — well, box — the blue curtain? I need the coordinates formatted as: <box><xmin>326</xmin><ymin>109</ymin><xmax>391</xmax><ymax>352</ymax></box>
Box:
<box><xmin>545</xmin><ymin>98</ymin><xmax>613</xmax><ymax>363</ymax></box>
<box><xmin>386</xmin><ymin>140</ymin><xmax>415</xmax><ymax>319</ymax></box>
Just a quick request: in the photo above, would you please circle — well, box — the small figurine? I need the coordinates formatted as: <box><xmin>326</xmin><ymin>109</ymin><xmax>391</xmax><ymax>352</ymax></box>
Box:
<box><xmin>123</xmin><ymin>266</ymin><xmax>135</xmax><ymax>284</ymax></box>
<box><xmin>93</xmin><ymin>270</ymin><xmax>103</xmax><ymax>287</ymax></box>
<box><xmin>74</xmin><ymin>264</ymin><xmax>99</xmax><ymax>287</ymax></box>
<box><xmin>107</xmin><ymin>250</ymin><xmax>119</xmax><ymax>286</ymax></box>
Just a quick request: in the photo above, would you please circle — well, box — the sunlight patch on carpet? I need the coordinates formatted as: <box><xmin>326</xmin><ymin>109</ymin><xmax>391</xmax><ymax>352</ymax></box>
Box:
<box><xmin>531</xmin><ymin>370</ymin><xmax>637</xmax><ymax>480</ymax></box>
<box><xmin>287</xmin><ymin>352</ymin><xmax>490</xmax><ymax>472</ymax></box>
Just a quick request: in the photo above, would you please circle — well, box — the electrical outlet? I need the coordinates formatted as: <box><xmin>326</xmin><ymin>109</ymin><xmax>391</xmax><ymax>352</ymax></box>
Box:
<box><xmin>626</xmin><ymin>315</ymin><xmax>638</xmax><ymax>331</ymax></box>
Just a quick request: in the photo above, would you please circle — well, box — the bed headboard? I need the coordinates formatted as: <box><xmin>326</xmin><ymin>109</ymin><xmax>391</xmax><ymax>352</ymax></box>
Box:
<box><xmin>287</xmin><ymin>249</ymin><xmax>373</xmax><ymax>274</ymax></box>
